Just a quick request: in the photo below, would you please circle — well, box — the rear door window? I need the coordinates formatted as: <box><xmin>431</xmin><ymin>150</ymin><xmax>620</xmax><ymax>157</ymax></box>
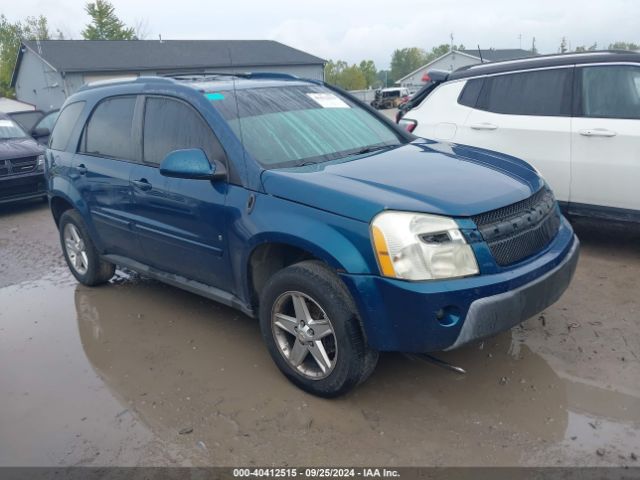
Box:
<box><xmin>79</xmin><ymin>96</ymin><xmax>137</xmax><ymax>160</ymax></box>
<box><xmin>50</xmin><ymin>102</ymin><xmax>85</xmax><ymax>151</ymax></box>
<box><xmin>142</xmin><ymin>96</ymin><xmax>226</xmax><ymax>166</ymax></box>
<box><xmin>578</xmin><ymin>65</ymin><xmax>640</xmax><ymax>119</ymax></box>
<box><xmin>457</xmin><ymin>78</ymin><xmax>485</xmax><ymax>108</ymax></box>
<box><xmin>477</xmin><ymin>68</ymin><xmax>573</xmax><ymax>116</ymax></box>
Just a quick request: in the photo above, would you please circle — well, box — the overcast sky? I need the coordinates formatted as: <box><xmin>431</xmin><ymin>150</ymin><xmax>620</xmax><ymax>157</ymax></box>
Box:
<box><xmin>4</xmin><ymin>0</ymin><xmax>639</xmax><ymax>68</ymax></box>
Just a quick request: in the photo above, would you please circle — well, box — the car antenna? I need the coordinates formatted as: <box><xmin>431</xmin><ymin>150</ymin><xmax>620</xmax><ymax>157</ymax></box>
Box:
<box><xmin>477</xmin><ymin>44</ymin><xmax>484</xmax><ymax>63</ymax></box>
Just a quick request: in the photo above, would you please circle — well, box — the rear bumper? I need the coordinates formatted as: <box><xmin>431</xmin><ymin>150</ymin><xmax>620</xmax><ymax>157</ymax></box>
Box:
<box><xmin>0</xmin><ymin>172</ymin><xmax>46</xmax><ymax>204</ymax></box>
<box><xmin>340</xmin><ymin>217</ymin><xmax>579</xmax><ymax>352</ymax></box>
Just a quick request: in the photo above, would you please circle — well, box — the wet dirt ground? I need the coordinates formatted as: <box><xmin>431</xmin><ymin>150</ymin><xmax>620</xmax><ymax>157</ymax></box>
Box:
<box><xmin>0</xmin><ymin>201</ymin><xmax>639</xmax><ymax>467</ymax></box>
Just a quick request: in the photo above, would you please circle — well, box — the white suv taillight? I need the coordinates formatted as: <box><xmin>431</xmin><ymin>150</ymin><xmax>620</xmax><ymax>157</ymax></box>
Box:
<box><xmin>399</xmin><ymin>118</ymin><xmax>417</xmax><ymax>133</ymax></box>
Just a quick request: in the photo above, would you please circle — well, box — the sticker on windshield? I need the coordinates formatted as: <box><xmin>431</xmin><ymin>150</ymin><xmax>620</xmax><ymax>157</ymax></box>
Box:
<box><xmin>306</xmin><ymin>93</ymin><xmax>350</xmax><ymax>109</ymax></box>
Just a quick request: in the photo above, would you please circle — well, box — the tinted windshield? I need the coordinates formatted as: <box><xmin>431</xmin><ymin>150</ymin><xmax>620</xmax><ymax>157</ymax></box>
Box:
<box><xmin>0</xmin><ymin>119</ymin><xmax>29</xmax><ymax>140</ymax></box>
<box><xmin>208</xmin><ymin>85</ymin><xmax>402</xmax><ymax>168</ymax></box>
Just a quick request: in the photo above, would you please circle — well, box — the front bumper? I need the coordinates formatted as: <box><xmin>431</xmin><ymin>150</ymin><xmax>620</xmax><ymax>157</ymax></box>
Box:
<box><xmin>0</xmin><ymin>172</ymin><xmax>46</xmax><ymax>204</ymax></box>
<box><xmin>445</xmin><ymin>236</ymin><xmax>579</xmax><ymax>350</ymax></box>
<box><xmin>340</xmin><ymin>218</ymin><xmax>579</xmax><ymax>352</ymax></box>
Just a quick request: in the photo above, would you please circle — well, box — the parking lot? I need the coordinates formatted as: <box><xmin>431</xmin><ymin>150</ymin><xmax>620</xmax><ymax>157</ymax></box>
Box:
<box><xmin>1</xmin><ymin>200</ymin><xmax>638</xmax><ymax>467</ymax></box>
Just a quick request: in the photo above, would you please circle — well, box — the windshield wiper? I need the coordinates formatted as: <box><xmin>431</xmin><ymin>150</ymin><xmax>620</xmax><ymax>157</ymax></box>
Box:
<box><xmin>289</xmin><ymin>144</ymin><xmax>399</xmax><ymax>168</ymax></box>
<box><xmin>348</xmin><ymin>144</ymin><xmax>397</xmax><ymax>156</ymax></box>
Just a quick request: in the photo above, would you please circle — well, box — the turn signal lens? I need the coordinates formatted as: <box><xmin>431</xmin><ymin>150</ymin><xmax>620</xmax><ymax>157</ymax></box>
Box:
<box><xmin>371</xmin><ymin>225</ymin><xmax>396</xmax><ymax>277</ymax></box>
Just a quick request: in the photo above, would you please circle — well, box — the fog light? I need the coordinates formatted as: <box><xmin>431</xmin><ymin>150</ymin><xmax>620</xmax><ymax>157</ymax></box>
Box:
<box><xmin>436</xmin><ymin>305</ymin><xmax>461</xmax><ymax>326</ymax></box>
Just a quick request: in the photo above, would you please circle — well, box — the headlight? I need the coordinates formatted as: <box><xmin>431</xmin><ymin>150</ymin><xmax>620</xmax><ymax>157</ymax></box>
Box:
<box><xmin>36</xmin><ymin>154</ymin><xmax>45</xmax><ymax>170</ymax></box>
<box><xmin>371</xmin><ymin>211</ymin><xmax>479</xmax><ymax>280</ymax></box>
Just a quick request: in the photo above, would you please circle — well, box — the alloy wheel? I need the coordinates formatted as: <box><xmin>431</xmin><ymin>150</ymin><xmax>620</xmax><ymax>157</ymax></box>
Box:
<box><xmin>63</xmin><ymin>223</ymin><xmax>89</xmax><ymax>275</ymax></box>
<box><xmin>271</xmin><ymin>291</ymin><xmax>338</xmax><ymax>379</ymax></box>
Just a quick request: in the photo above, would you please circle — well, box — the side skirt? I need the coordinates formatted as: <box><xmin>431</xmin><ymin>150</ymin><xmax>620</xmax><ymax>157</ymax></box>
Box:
<box><xmin>559</xmin><ymin>201</ymin><xmax>640</xmax><ymax>224</ymax></box>
<box><xmin>103</xmin><ymin>254</ymin><xmax>255</xmax><ymax>318</ymax></box>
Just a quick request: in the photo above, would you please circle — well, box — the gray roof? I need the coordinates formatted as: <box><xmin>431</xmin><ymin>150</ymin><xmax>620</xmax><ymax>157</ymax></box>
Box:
<box><xmin>461</xmin><ymin>49</ymin><xmax>536</xmax><ymax>62</ymax></box>
<box><xmin>20</xmin><ymin>39</ymin><xmax>325</xmax><ymax>73</ymax></box>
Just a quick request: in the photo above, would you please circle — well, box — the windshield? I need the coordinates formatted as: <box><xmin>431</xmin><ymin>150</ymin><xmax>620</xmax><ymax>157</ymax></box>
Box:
<box><xmin>207</xmin><ymin>85</ymin><xmax>403</xmax><ymax>168</ymax></box>
<box><xmin>0</xmin><ymin>119</ymin><xmax>29</xmax><ymax>140</ymax></box>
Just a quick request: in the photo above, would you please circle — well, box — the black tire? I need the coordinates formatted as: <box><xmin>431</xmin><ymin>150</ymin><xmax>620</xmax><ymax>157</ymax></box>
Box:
<box><xmin>59</xmin><ymin>210</ymin><xmax>115</xmax><ymax>286</ymax></box>
<box><xmin>259</xmin><ymin>260</ymin><xmax>378</xmax><ymax>397</ymax></box>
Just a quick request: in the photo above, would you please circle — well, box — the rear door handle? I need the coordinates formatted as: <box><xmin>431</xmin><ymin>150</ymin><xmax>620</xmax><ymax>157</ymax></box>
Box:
<box><xmin>579</xmin><ymin>128</ymin><xmax>617</xmax><ymax>137</ymax></box>
<box><xmin>470</xmin><ymin>122</ymin><xmax>498</xmax><ymax>131</ymax></box>
<box><xmin>77</xmin><ymin>164</ymin><xmax>87</xmax><ymax>175</ymax></box>
<box><xmin>131</xmin><ymin>178</ymin><xmax>152</xmax><ymax>191</ymax></box>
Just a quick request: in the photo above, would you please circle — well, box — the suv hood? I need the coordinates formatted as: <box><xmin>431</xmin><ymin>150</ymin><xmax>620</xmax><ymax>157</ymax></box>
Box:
<box><xmin>0</xmin><ymin>138</ymin><xmax>44</xmax><ymax>161</ymax></box>
<box><xmin>261</xmin><ymin>139</ymin><xmax>544</xmax><ymax>222</ymax></box>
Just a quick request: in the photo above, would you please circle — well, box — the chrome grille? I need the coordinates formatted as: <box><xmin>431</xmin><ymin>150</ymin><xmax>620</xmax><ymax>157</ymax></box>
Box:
<box><xmin>473</xmin><ymin>187</ymin><xmax>561</xmax><ymax>266</ymax></box>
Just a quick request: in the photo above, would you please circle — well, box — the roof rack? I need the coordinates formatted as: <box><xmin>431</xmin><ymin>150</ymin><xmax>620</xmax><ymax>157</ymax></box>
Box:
<box><xmin>79</xmin><ymin>76</ymin><xmax>176</xmax><ymax>91</ymax></box>
<box><xmin>448</xmin><ymin>49</ymin><xmax>640</xmax><ymax>81</ymax></box>
<box><xmin>160</xmin><ymin>71</ymin><xmax>299</xmax><ymax>81</ymax></box>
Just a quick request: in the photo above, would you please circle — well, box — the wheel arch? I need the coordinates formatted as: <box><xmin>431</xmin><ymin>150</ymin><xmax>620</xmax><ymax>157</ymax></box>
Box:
<box><xmin>245</xmin><ymin>235</ymin><xmax>345</xmax><ymax>310</ymax></box>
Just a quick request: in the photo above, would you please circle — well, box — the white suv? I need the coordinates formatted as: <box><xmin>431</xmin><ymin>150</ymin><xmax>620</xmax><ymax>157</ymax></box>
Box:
<box><xmin>401</xmin><ymin>51</ymin><xmax>640</xmax><ymax>223</ymax></box>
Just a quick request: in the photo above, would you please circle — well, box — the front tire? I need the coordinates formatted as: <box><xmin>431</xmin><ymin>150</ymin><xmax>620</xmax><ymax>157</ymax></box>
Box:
<box><xmin>59</xmin><ymin>210</ymin><xmax>115</xmax><ymax>286</ymax></box>
<box><xmin>259</xmin><ymin>260</ymin><xmax>378</xmax><ymax>397</ymax></box>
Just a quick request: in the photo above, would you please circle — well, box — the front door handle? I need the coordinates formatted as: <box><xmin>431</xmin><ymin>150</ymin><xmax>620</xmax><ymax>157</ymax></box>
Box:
<box><xmin>131</xmin><ymin>178</ymin><xmax>152</xmax><ymax>191</ymax></box>
<box><xmin>77</xmin><ymin>164</ymin><xmax>88</xmax><ymax>175</ymax></box>
<box><xmin>579</xmin><ymin>128</ymin><xmax>617</xmax><ymax>137</ymax></box>
<box><xmin>470</xmin><ymin>122</ymin><xmax>498</xmax><ymax>131</ymax></box>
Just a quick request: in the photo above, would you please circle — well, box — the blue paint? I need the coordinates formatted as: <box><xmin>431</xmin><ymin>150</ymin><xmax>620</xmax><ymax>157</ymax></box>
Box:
<box><xmin>205</xmin><ymin>92</ymin><xmax>225</xmax><ymax>101</ymax></box>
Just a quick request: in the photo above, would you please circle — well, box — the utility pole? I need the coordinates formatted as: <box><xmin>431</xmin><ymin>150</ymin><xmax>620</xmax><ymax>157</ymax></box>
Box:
<box><xmin>450</xmin><ymin>32</ymin><xmax>454</xmax><ymax>52</ymax></box>
<box><xmin>518</xmin><ymin>33</ymin><xmax>522</xmax><ymax>49</ymax></box>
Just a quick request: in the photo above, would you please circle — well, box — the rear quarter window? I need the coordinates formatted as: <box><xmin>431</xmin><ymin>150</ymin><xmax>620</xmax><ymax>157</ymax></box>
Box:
<box><xmin>457</xmin><ymin>78</ymin><xmax>485</xmax><ymax>108</ymax></box>
<box><xmin>50</xmin><ymin>102</ymin><xmax>85</xmax><ymax>151</ymax></box>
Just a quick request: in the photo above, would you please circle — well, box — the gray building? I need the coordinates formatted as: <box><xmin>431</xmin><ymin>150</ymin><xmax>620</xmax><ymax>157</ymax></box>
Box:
<box><xmin>397</xmin><ymin>49</ymin><xmax>535</xmax><ymax>90</ymax></box>
<box><xmin>11</xmin><ymin>39</ymin><xmax>326</xmax><ymax>110</ymax></box>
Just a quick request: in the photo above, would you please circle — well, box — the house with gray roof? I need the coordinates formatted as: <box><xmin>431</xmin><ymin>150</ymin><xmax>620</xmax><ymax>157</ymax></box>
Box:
<box><xmin>11</xmin><ymin>40</ymin><xmax>326</xmax><ymax>110</ymax></box>
<box><xmin>396</xmin><ymin>48</ymin><xmax>535</xmax><ymax>90</ymax></box>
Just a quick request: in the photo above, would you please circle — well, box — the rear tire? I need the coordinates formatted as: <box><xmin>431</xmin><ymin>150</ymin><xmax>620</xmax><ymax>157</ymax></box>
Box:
<box><xmin>59</xmin><ymin>210</ymin><xmax>115</xmax><ymax>286</ymax></box>
<box><xmin>259</xmin><ymin>260</ymin><xmax>378</xmax><ymax>397</ymax></box>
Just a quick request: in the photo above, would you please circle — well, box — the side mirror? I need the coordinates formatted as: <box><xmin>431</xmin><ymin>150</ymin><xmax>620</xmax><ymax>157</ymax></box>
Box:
<box><xmin>159</xmin><ymin>149</ymin><xmax>225</xmax><ymax>180</ymax></box>
<box><xmin>32</xmin><ymin>127</ymin><xmax>50</xmax><ymax>138</ymax></box>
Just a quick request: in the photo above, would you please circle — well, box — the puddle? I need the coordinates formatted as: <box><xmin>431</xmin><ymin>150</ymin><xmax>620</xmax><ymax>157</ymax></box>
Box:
<box><xmin>1</xmin><ymin>270</ymin><xmax>637</xmax><ymax>467</ymax></box>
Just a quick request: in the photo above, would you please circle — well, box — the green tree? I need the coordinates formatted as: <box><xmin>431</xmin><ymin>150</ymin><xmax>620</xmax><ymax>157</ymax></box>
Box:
<box><xmin>376</xmin><ymin>69</ymin><xmax>390</xmax><ymax>88</ymax></box>
<box><xmin>324</xmin><ymin>59</ymin><xmax>347</xmax><ymax>86</ymax></box>
<box><xmin>324</xmin><ymin>59</ymin><xmax>367</xmax><ymax>90</ymax></box>
<box><xmin>608</xmin><ymin>41</ymin><xmax>640</xmax><ymax>50</ymax></box>
<box><xmin>339</xmin><ymin>64</ymin><xmax>367</xmax><ymax>90</ymax></box>
<box><xmin>424</xmin><ymin>44</ymin><xmax>453</xmax><ymax>63</ymax></box>
<box><xmin>0</xmin><ymin>14</ymin><xmax>51</xmax><ymax>97</ymax></box>
<box><xmin>359</xmin><ymin>60</ymin><xmax>377</xmax><ymax>88</ymax></box>
<box><xmin>81</xmin><ymin>0</ymin><xmax>135</xmax><ymax>40</ymax></box>
<box><xmin>390</xmin><ymin>47</ymin><xmax>428</xmax><ymax>83</ymax></box>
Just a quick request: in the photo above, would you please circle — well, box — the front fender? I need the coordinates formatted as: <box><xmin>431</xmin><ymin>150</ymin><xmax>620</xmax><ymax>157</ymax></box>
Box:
<box><xmin>226</xmin><ymin>187</ymin><xmax>378</xmax><ymax>306</ymax></box>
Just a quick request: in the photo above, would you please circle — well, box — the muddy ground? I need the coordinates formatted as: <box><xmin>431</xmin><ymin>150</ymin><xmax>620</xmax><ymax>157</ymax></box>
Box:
<box><xmin>0</xmin><ymin>201</ymin><xmax>638</xmax><ymax>467</ymax></box>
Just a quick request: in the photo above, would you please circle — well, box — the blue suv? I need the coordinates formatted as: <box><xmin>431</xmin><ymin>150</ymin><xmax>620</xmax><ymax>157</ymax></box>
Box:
<box><xmin>46</xmin><ymin>73</ymin><xmax>579</xmax><ymax>397</ymax></box>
